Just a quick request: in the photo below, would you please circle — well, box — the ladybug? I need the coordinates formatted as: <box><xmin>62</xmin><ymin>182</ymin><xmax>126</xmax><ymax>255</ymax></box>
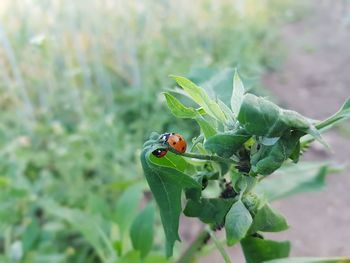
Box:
<box><xmin>152</xmin><ymin>148</ymin><xmax>168</xmax><ymax>158</ymax></box>
<box><xmin>161</xmin><ymin>133</ymin><xmax>187</xmax><ymax>153</ymax></box>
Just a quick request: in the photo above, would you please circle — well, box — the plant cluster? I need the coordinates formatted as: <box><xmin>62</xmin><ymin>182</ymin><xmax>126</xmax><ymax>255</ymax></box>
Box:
<box><xmin>0</xmin><ymin>1</ymin><xmax>327</xmax><ymax>262</ymax></box>
<box><xmin>141</xmin><ymin>72</ymin><xmax>350</xmax><ymax>262</ymax></box>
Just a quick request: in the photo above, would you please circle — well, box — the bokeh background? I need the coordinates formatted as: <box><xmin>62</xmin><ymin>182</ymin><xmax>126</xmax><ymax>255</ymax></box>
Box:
<box><xmin>0</xmin><ymin>0</ymin><xmax>349</xmax><ymax>262</ymax></box>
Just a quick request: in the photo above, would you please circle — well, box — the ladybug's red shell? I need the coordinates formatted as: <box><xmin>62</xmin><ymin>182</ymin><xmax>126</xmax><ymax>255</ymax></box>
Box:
<box><xmin>152</xmin><ymin>148</ymin><xmax>167</xmax><ymax>158</ymax></box>
<box><xmin>162</xmin><ymin>133</ymin><xmax>187</xmax><ymax>153</ymax></box>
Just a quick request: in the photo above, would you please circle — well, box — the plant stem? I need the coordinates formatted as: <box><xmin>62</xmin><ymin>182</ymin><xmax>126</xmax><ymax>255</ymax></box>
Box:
<box><xmin>177</xmin><ymin>228</ymin><xmax>232</xmax><ymax>263</ymax></box>
<box><xmin>169</xmin><ymin>148</ymin><xmax>236</xmax><ymax>164</ymax></box>
<box><xmin>177</xmin><ymin>229</ymin><xmax>210</xmax><ymax>263</ymax></box>
<box><xmin>207</xmin><ymin>227</ymin><xmax>232</xmax><ymax>263</ymax></box>
<box><xmin>315</xmin><ymin>115</ymin><xmax>342</xmax><ymax>131</ymax></box>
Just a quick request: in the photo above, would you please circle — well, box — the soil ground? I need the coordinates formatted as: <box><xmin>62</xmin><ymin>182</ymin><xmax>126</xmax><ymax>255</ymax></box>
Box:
<box><xmin>201</xmin><ymin>0</ymin><xmax>350</xmax><ymax>261</ymax></box>
<box><xmin>262</xmin><ymin>0</ymin><xmax>350</xmax><ymax>258</ymax></box>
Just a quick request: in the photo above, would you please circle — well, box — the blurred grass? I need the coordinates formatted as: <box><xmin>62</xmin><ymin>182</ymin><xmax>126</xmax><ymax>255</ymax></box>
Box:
<box><xmin>0</xmin><ymin>0</ymin><xmax>306</xmax><ymax>262</ymax></box>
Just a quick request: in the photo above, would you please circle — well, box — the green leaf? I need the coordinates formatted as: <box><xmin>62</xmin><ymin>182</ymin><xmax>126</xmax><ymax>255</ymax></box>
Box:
<box><xmin>115</xmin><ymin>184</ymin><xmax>143</xmax><ymax>237</ymax></box>
<box><xmin>238</xmin><ymin>94</ymin><xmax>315</xmax><ymax>138</ymax></box>
<box><xmin>241</xmin><ymin>237</ymin><xmax>290</xmax><ymax>263</ymax></box>
<box><xmin>185</xmin><ymin>171</ymin><xmax>219</xmax><ymax>200</ymax></box>
<box><xmin>196</xmin><ymin>117</ymin><xmax>217</xmax><ymax>138</ymax></box>
<box><xmin>341</xmin><ymin>96</ymin><xmax>350</xmax><ymax>111</ymax></box>
<box><xmin>250</xmin><ymin>204</ymin><xmax>288</xmax><ymax>233</ymax></box>
<box><xmin>225</xmin><ymin>200</ymin><xmax>252</xmax><ymax>246</ymax></box>
<box><xmin>218</xmin><ymin>99</ymin><xmax>235</xmax><ymax>124</ymax></box>
<box><xmin>238</xmin><ymin>94</ymin><xmax>288</xmax><ymax>137</ymax></box>
<box><xmin>117</xmin><ymin>250</ymin><xmax>141</xmax><ymax>263</ymax></box>
<box><xmin>141</xmin><ymin>143</ymin><xmax>201</xmax><ymax>257</ymax></box>
<box><xmin>185</xmin><ymin>187</ymin><xmax>201</xmax><ymax>202</ymax></box>
<box><xmin>241</xmin><ymin>191</ymin><xmax>261</xmax><ymax>216</ymax></box>
<box><xmin>264</xmin><ymin>257</ymin><xmax>350</xmax><ymax>263</ymax></box>
<box><xmin>194</xmin><ymin>171</ymin><xmax>219</xmax><ymax>185</ymax></box>
<box><xmin>130</xmin><ymin>203</ymin><xmax>155</xmax><ymax>258</ymax></box>
<box><xmin>170</xmin><ymin>75</ymin><xmax>206</xmax><ymax>107</ymax></box>
<box><xmin>144</xmin><ymin>253</ymin><xmax>168</xmax><ymax>263</ymax></box>
<box><xmin>251</xmin><ymin>130</ymin><xmax>303</xmax><ymax>175</ymax></box>
<box><xmin>184</xmin><ymin>198</ymin><xmax>235</xmax><ymax>225</ymax></box>
<box><xmin>255</xmin><ymin>162</ymin><xmax>331</xmax><ymax>201</ymax></box>
<box><xmin>41</xmin><ymin>200</ymin><xmax>116</xmax><ymax>262</ymax></box>
<box><xmin>150</xmin><ymin>151</ymin><xmax>188</xmax><ymax>173</ymax></box>
<box><xmin>218</xmin><ymin>98</ymin><xmax>237</xmax><ymax>129</ymax></box>
<box><xmin>164</xmin><ymin>92</ymin><xmax>197</xmax><ymax>119</ymax></box>
<box><xmin>280</xmin><ymin>110</ymin><xmax>311</xmax><ymax>130</ymax></box>
<box><xmin>194</xmin><ymin>67</ymin><xmax>234</xmax><ymax>106</ymax></box>
<box><xmin>300</xmin><ymin>97</ymin><xmax>350</xmax><ymax>149</ymax></box>
<box><xmin>236</xmin><ymin>177</ymin><xmax>258</xmax><ymax>195</ymax></box>
<box><xmin>231</xmin><ymin>70</ymin><xmax>245</xmax><ymax>116</ymax></box>
<box><xmin>204</xmin><ymin>129</ymin><xmax>251</xmax><ymax>158</ymax></box>
<box><xmin>22</xmin><ymin>218</ymin><xmax>40</xmax><ymax>252</ymax></box>
<box><xmin>316</xmin><ymin>96</ymin><xmax>350</xmax><ymax>130</ymax></box>
<box><xmin>306</xmin><ymin>125</ymin><xmax>328</xmax><ymax>148</ymax></box>
<box><xmin>170</xmin><ymin>75</ymin><xmax>226</xmax><ymax>123</ymax></box>
<box><xmin>163</xmin><ymin>91</ymin><xmax>216</xmax><ymax>138</ymax></box>
<box><xmin>289</xmin><ymin>140</ymin><xmax>301</xmax><ymax>163</ymax></box>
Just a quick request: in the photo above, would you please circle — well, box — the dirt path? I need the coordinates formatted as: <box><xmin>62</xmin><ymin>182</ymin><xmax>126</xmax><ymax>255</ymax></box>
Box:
<box><xmin>203</xmin><ymin>1</ymin><xmax>350</xmax><ymax>262</ymax></box>
<box><xmin>263</xmin><ymin>0</ymin><xmax>350</xmax><ymax>257</ymax></box>
<box><xmin>199</xmin><ymin>2</ymin><xmax>350</xmax><ymax>262</ymax></box>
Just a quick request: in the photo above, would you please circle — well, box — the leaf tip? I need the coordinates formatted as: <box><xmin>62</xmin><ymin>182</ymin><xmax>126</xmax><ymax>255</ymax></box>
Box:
<box><xmin>169</xmin><ymin>74</ymin><xmax>180</xmax><ymax>81</ymax></box>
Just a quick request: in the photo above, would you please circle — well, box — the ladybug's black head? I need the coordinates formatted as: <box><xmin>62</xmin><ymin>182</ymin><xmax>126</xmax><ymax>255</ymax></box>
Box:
<box><xmin>159</xmin><ymin>133</ymin><xmax>170</xmax><ymax>142</ymax></box>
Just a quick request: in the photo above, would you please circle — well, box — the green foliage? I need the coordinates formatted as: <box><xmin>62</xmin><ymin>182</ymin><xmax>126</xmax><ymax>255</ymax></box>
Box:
<box><xmin>250</xmin><ymin>130</ymin><xmax>303</xmax><ymax>175</ymax></box>
<box><xmin>238</xmin><ymin>94</ymin><xmax>312</xmax><ymax>137</ymax></box>
<box><xmin>164</xmin><ymin>92</ymin><xmax>216</xmax><ymax>138</ymax></box>
<box><xmin>42</xmin><ymin>200</ymin><xmax>117</xmax><ymax>262</ymax></box>
<box><xmin>22</xmin><ymin>218</ymin><xmax>40</xmax><ymax>253</ymax></box>
<box><xmin>141</xmin><ymin>72</ymin><xmax>350</xmax><ymax>262</ymax></box>
<box><xmin>316</xmin><ymin>97</ymin><xmax>350</xmax><ymax>131</ymax></box>
<box><xmin>0</xmin><ymin>1</ymin><xmax>343</xmax><ymax>261</ymax></box>
<box><xmin>231</xmin><ymin>70</ymin><xmax>246</xmax><ymax>117</ymax></box>
<box><xmin>184</xmin><ymin>198</ymin><xmax>235</xmax><ymax>225</ymax></box>
<box><xmin>117</xmin><ymin>250</ymin><xmax>140</xmax><ymax>263</ymax></box>
<box><xmin>130</xmin><ymin>203</ymin><xmax>155</xmax><ymax>258</ymax></box>
<box><xmin>143</xmin><ymin>253</ymin><xmax>168</xmax><ymax>263</ymax></box>
<box><xmin>249</xmin><ymin>204</ymin><xmax>289</xmax><ymax>233</ymax></box>
<box><xmin>225</xmin><ymin>200</ymin><xmax>253</xmax><ymax>246</ymax></box>
<box><xmin>255</xmin><ymin>163</ymin><xmax>332</xmax><ymax>201</ymax></box>
<box><xmin>115</xmin><ymin>184</ymin><xmax>143</xmax><ymax>237</ymax></box>
<box><xmin>265</xmin><ymin>257</ymin><xmax>350</xmax><ymax>263</ymax></box>
<box><xmin>117</xmin><ymin>251</ymin><xmax>168</xmax><ymax>263</ymax></box>
<box><xmin>204</xmin><ymin>129</ymin><xmax>251</xmax><ymax>158</ymax></box>
<box><xmin>241</xmin><ymin>237</ymin><xmax>291</xmax><ymax>263</ymax></box>
<box><xmin>164</xmin><ymin>92</ymin><xmax>198</xmax><ymax>119</ymax></box>
<box><xmin>170</xmin><ymin>75</ymin><xmax>226</xmax><ymax>123</ymax></box>
<box><xmin>141</xmin><ymin>139</ymin><xmax>201</xmax><ymax>257</ymax></box>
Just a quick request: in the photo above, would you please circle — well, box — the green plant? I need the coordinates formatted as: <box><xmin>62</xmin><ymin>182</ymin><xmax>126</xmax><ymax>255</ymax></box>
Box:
<box><xmin>0</xmin><ymin>1</ymin><xmax>321</xmax><ymax>262</ymax></box>
<box><xmin>141</xmin><ymin>71</ymin><xmax>350</xmax><ymax>262</ymax></box>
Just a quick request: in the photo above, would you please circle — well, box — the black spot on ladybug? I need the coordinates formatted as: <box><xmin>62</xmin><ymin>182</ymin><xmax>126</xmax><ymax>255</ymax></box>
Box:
<box><xmin>173</xmin><ymin>142</ymin><xmax>176</xmax><ymax>145</ymax></box>
<box><xmin>171</xmin><ymin>133</ymin><xmax>175</xmax><ymax>135</ymax></box>
<box><xmin>182</xmin><ymin>146</ymin><xmax>185</xmax><ymax>151</ymax></box>
<box><xmin>179</xmin><ymin>137</ymin><xmax>182</xmax><ymax>141</ymax></box>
